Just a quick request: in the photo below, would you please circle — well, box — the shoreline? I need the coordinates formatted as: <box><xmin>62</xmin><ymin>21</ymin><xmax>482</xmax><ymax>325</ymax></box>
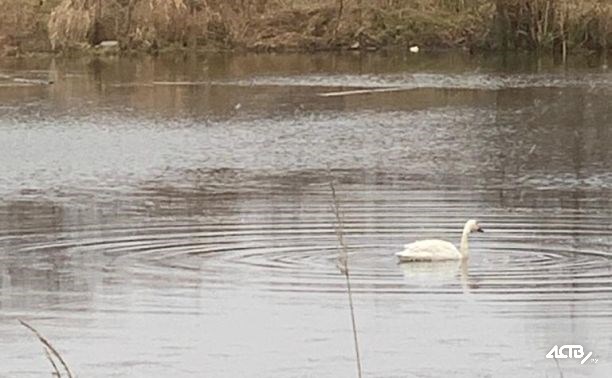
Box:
<box><xmin>2</xmin><ymin>1</ymin><xmax>611</xmax><ymax>58</ymax></box>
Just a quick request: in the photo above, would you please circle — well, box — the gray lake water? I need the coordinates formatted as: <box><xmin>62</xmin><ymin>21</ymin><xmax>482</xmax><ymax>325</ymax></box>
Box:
<box><xmin>0</xmin><ymin>52</ymin><xmax>611</xmax><ymax>377</ymax></box>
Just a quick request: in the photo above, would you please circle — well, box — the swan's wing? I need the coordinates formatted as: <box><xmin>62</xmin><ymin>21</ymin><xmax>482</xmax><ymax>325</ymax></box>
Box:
<box><xmin>397</xmin><ymin>239</ymin><xmax>459</xmax><ymax>261</ymax></box>
<box><xmin>403</xmin><ymin>240</ymin><xmax>457</xmax><ymax>252</ymax></box>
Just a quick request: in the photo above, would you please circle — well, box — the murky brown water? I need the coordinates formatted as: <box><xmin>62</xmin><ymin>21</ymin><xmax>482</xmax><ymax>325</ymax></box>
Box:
<box><xmin>1</xmin><ymin>52</ymin><xmax>611</xmax><ymax>377</ymax></box>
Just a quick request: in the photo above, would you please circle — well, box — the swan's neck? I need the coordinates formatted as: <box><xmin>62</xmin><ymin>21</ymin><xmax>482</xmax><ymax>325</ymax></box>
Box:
<box><xmin>459</xmin><ymin>225</ymin><xmax>470</xmax><ymax>259</ymax></box>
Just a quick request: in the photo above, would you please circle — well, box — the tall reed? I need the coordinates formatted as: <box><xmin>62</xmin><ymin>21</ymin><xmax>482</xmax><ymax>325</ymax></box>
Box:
<box><xmin>19</xmin><ymin>319</ymin><xmax>74</xmax><ymax>378</ymax></box>
<box><xmin>330</xmin><ymin>181</ymin><xmax>363</xmax><ymax>378</ymax></box>
<box><xmin>495</xmin><ymin>0</ymin><xmax>612</xmax><ymax>53</ymax></box>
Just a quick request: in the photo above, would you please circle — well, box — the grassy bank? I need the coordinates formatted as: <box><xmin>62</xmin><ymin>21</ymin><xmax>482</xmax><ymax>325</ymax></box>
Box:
<box><xmin>0</xmin><ymin>0</ymin><xmax>611</xmax><ymax>56</ymax></box>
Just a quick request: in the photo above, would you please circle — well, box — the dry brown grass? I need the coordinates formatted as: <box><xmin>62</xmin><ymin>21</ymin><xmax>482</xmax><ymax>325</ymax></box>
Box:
<box><xmin>1</xmin><ymin>0</ymin><xmax>611</xmax><ymax>53</ymax></box>
<box><xmin>2</xmin><ymin>0</ymin><xmax>493</xmax><ymax>52</ymax></box>
<box><xmin>48</xmin><ymin>0</ymin><xmax>93</xmax><ymax>50</ymax></box>
<box><xmin>0</xmin><ymin>0</ymin><xmax>53</xmax><ymax>54</ymax></box>
<box><xmin>496</xmin><ymin>0</ymin><xmax>612</xmax><ymax>52</ymax></box>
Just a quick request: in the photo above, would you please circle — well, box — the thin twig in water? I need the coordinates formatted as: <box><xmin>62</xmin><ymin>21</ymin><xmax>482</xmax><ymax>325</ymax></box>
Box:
<box><xmin>44</xmin><ymin>347</ymin><xmax>62</xmax><ymax>378</ymax></box>
<box><xmin>553</xmin><ymin>356</ymin><xmax>564</xmax><ymax>378</ymax></box>
<box><xmin>330</xmin><ymin>182</ymin><xmax>363</xmax><ymax>378</ymax></box>
<box><xmin>318</xmin><ymin>87</ymin><xmax>407</xmax><ymax>97</ymax></box>
<box><xmin>18</xmin><ymin>319</ymin><xmax>74</xmax><ymax>378</ymax></box>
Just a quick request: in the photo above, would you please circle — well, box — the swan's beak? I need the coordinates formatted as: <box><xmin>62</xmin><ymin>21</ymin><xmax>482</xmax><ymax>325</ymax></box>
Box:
<box><xmin>476</xmin><ymin>227</ymin><xmax>484</xmax><ymax>233</ymax></box>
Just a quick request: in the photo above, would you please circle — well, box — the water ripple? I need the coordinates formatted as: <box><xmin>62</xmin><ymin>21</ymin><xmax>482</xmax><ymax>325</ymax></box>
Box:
<box><xmin>3</xmin><ymin>186</ymin><xmax>611</xmax><ymax>319</ymax></box>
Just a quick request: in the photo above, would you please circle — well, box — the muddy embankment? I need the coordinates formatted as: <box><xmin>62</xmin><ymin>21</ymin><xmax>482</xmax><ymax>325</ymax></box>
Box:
<box><xmin>0</xmin><ymin>0</ymin><xmax>611</xmax><ymax>56</ymax></box>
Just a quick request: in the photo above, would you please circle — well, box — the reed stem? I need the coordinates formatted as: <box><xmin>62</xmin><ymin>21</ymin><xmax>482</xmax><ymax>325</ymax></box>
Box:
<box><xmin>330</xmin><ymin>181</ymin><xmax>363</xmax><ymax>378</ymax></box>
<box><xmin>19</xmin><ymin>319</ymin><xmax>74</xmax><ymax>378</ymax></box>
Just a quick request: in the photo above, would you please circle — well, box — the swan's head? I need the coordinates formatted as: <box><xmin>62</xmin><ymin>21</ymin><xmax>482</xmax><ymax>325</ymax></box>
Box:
<box><xmin>466</xmin><ymin>219</ymin><xmax>484</xmax><ymax>233</ymax></box>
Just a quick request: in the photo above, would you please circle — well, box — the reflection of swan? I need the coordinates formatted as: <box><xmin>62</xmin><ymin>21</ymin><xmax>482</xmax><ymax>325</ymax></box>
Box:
<box><xmin>396</xmin><ymin>219</ymin><xmax>484</xmax><ymax>262</ymax></box>
<box><xmin>399</xmin><ymin>259</ymin><xmax>471</xmax><ymax>292</ymax></box>
<box><xmin>399</xmin><ymin>260</ymin><xmax>463</xmax><ymax>280</ymax></box>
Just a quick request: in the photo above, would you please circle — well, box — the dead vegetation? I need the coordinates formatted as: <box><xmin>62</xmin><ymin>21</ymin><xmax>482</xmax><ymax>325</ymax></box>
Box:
<box><xmin>495</xmin><ymin>0</ymin><xmax>612</xmax><ymax>55</ymax></box>
<box><xmin>19</xmin><ymin>319</ymin><xmax>74</xmax><ymax>378</ymax></box>
<box><xmin>0</xmin><ymin>0</ymin><xmax>53</xmax><ymax>54</ymax></box>
<box><xmin>48</xmin><ymin>0</ymin><xmax>94</xmax><ymax>50</ymax></box>
<box><xmin>0</xmin><ymin>0</ymin><xmax>611</xmax><ymax>54</ymax></box>
<box><xmin>38</xmin><ymin>0</ymin><xmax>495</xmax><ymax>52</ymax></box>
<box><xmin>330</xmin><ymin>181</ymin><xmax>363</xmax><ymax>378</ymax></box>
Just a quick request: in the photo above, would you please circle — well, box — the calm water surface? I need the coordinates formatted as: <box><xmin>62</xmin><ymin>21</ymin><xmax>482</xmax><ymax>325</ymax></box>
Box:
<box><xmin>1</xmin><ymin>52</ymin><xmax>611</xmax><ymax>377</ymax></box>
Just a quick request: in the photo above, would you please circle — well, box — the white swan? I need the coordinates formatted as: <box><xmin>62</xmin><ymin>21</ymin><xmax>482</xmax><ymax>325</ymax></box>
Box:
<box><xmin>396</xmin><ymin>219</ymin><xmax>484</xmax><ymax>262</ymax></box>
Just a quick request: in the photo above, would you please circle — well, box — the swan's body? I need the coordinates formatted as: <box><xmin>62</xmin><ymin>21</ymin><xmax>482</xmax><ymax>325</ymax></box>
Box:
<box><xmin>396</xmin><ymin>220</ymin><xmax>483</xmax><ymax>262</ymax></box>
<box><xmin>397</xmin><ymin>240</ymin><xmax>462</xmax><ymax>261</ymax></box>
